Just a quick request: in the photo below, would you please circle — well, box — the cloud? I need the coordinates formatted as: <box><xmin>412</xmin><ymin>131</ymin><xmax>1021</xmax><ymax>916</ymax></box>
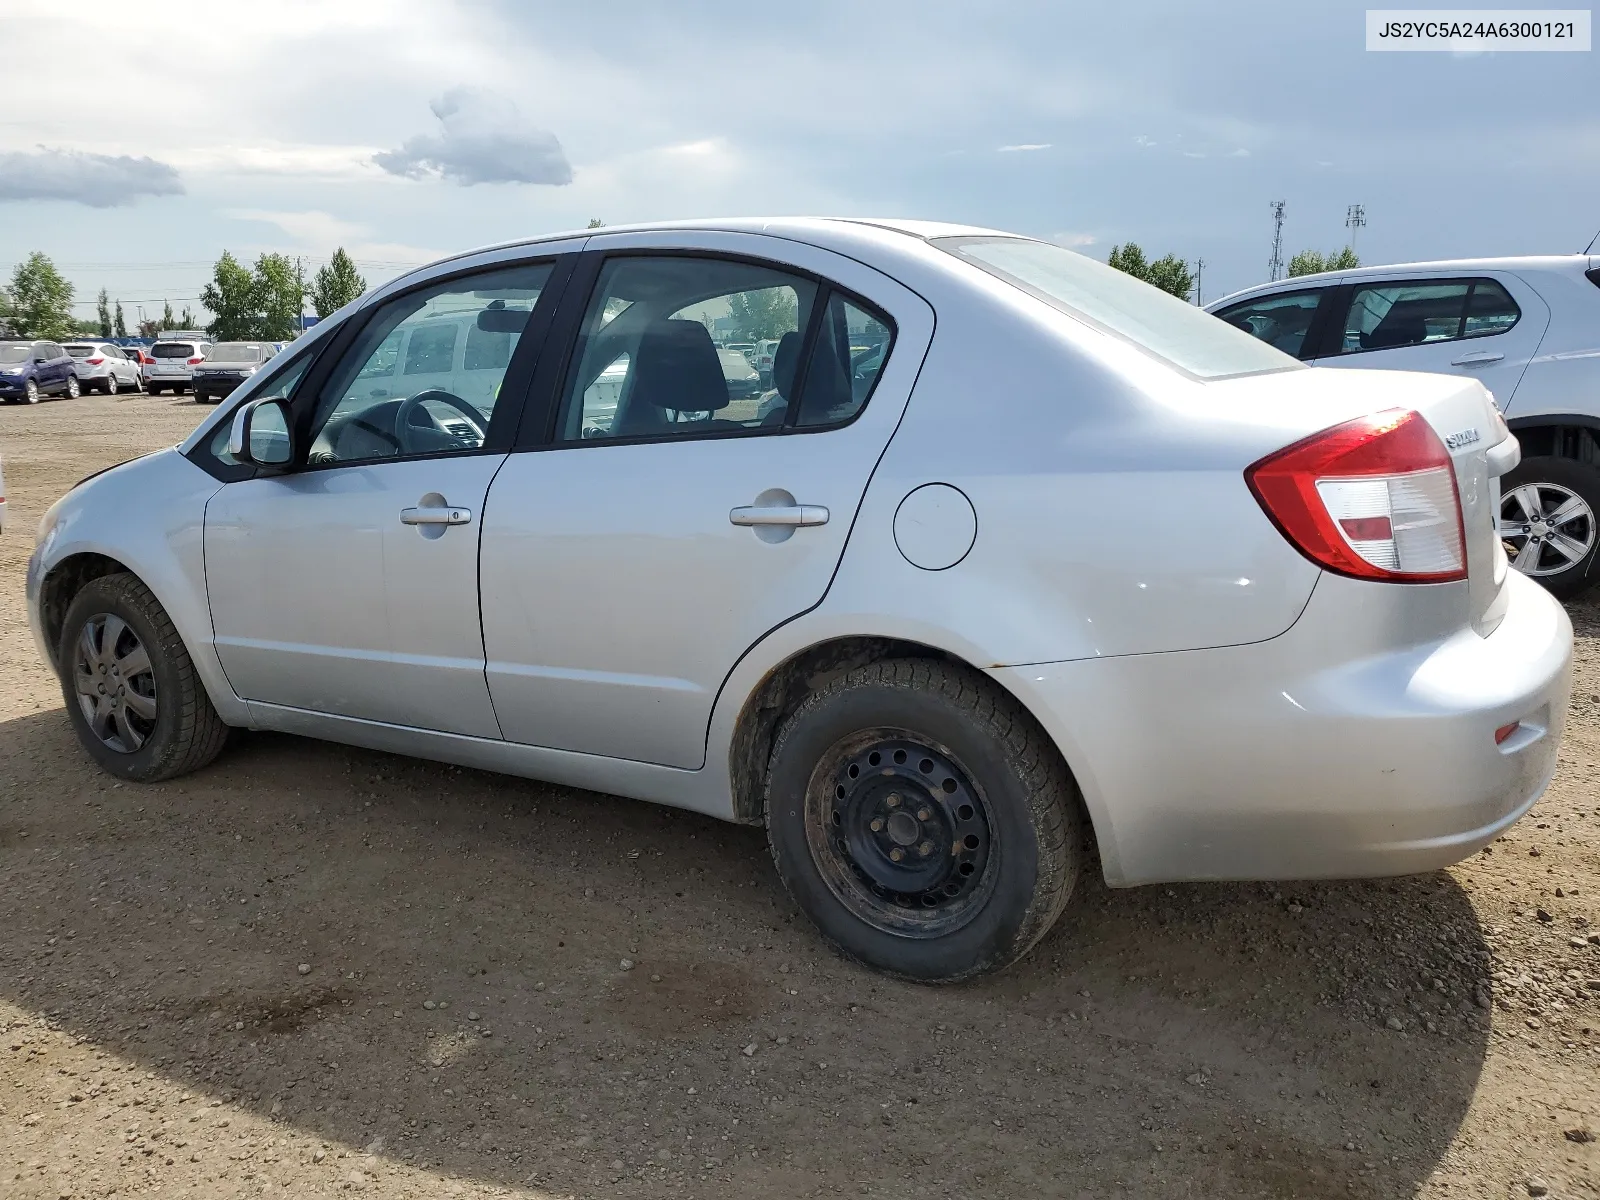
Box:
<box><xmin>0</xmin><ymin>146</ymin><xmax>182</xmax><ymax>207</ymax></box>
<box><xmin>997</xmin><ymin>143</ymin><xmax>1052</xmax><ymax>152</ymax></box>
<box><xmin>374</xmin><ymin>88</ymin><xmax>572</xmax><ymax>186</ymax></box>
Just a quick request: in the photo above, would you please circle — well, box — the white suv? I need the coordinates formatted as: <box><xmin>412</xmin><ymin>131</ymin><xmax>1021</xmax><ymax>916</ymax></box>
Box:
<box><xmin>1210</xmin><ymin>256</ymin><xmax>1600</xmax><ymax>596</ymax></box>
<box><xmin>143</xmin><ymin>334</ymin><xmax>211</xmax><ymax>395</ymax></box>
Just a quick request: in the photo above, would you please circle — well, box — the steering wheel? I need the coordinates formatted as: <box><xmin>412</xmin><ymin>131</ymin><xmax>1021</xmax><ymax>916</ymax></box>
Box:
<box><xmin>392</xmin><ymin>389</ymin><xmax>489</xmax><ymax>454</ymax></box>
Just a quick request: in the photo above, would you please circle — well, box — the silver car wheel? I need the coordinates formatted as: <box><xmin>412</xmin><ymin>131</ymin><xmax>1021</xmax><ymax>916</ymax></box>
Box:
<box><xmin>1500</xmin><ymin>481</ymin><xmax>1597</xmax><ymax>577</ymax></box>
<box><xmin>105</xmin><ymin>371</ymin><xmax>119</xmax><ymax>395</ymax></box>
<box><xmin>72</xmin><ymin>613</ymin><xmax>159</xmax><ymax>753</ymax></box>
<box><xmin>25</xmin><ymin>377</ymin><xmax>40</xmax><ymax>404</ymax></box>
<box><xmin>65</xmin><ymin>375</ymin><xmax>80</xmax><ymax>399</ymax></box>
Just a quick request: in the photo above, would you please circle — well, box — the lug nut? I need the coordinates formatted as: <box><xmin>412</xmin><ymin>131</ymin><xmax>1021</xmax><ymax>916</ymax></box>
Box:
<box><xmin>889</xmin><ymin>848</ymin><xmax>904</xmax><ymax>862</ymax></box>
<box><xmin>886</xmin><ymin>794</ymin><xmax>900</xmax><ymax>808</ymax></box>
<box><xmin>917</xmin><ymin>808</ymin><xmax>931</xmax><ymax>821</ymax></box>
<box><xmin>870</xmin><ymin>818</ymin><xmax>883</xmax><ymax>832</ymax></box>
<box><xmin>918</xmin><ymin>840</ymin><xmax>933</xmax><ymax>856</ymax></box>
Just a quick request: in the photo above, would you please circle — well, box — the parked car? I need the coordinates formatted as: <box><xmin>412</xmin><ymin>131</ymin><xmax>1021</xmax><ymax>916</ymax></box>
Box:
<box><xmin>1209</xmin><ymin>256</ymin><xmax>1600</xmax><ymax>597</ymax></box>
<box><xmin>142</xmin><ymin>338</ymin><xmax>211</xmax><ymax>395</ymax></box>
<box><xmin>64</xmin><ymin>342</ymin><xmax>143</xmax><ymax>395</ymax></box>
<box><xmin>26</xmin><ymin>219</ymin><xmax>1572</xmax><ymax>981</ymax></box>
<box><xmin>192</xmin><ymin>342</ymin><xmax>278</xmax><ymax>404</ymax></box>
<box><xmin>0</xmin><ymin>339</ymin><xmax>79</xmax><ymax>403</ymax></box>
<box><xmin>753</xmin><ymin>337</ymin><xmax>782</xmax><ymax>385</ymax></box>
<box><xmin>717</xmin><ymin>346</ymin><xmax>762</xmax><ymax>400</ymax></box>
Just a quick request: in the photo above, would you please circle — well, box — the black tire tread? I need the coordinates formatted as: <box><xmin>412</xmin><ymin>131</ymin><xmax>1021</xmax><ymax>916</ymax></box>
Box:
<box><xmin>67</xmin><ymin>572</ymin><xmax>231</xmax><ymax>781</ymax></box>
<box><xmin>764</xmin><ymin>657</ymin><xmax>1083</xmax><ymax>982</ymax></box>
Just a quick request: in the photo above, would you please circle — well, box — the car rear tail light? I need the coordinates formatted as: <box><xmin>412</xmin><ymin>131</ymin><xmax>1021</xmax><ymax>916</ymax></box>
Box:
<box><xmin>86</xmin><ymin>357</ymin><xmax>104</xmax><ymax>365</ymax></box>
<box><xmin>187</xmin><ymin>356</ymin><xmax>204</xmax><ymax>365</ymax></box>
<box><xmin>1246</xmin><ymin>408</ymin><xmax>1466</xmax><ymax>583</ymax></box>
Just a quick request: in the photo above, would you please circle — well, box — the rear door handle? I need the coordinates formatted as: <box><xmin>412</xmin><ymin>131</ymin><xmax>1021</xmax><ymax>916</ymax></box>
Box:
<box><xmin>729</xmin><ymin>504</ymin><xmax>830</xmax><ymax>528</ymax></box>
<box><xmin>1451</xmin><ymin>351</ymin><xmax>1504</xmax><ymax>366</ymax></box>
<box><xmin>400</xmin><ymin>505</ymin><xmax>473</xmax><ymax>526</ymax></box>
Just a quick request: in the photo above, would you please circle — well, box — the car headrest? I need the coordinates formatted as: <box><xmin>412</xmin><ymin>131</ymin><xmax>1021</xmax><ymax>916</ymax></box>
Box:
<box><xmin>632</xmin><ymin>319</ymin><xmax>730</xmax><ymax>413</ymax></box>
<box><xmin>772</xmin><ymin>330</ymin><xmax>802</xmax><ymax>398</ymax></box>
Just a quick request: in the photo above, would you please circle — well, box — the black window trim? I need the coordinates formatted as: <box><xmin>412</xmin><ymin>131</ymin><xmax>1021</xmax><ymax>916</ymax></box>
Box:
<box><xmin>1314</xmin><ymin>275</ymin><xmax>1522</xmax><ymax>359</ymax></box>
<box><xmin>511</xmin><ymin>246</ymin><xmax>898</xmax><ymax>454</ymax></box>
<box><xmin>1211</xmin><ymin>286</ymin><xmax>1337</xmax><ymax>363</ymax></box>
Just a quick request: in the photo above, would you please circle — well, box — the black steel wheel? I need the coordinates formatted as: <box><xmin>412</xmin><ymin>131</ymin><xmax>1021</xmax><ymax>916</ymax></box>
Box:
<box><xmin>766</xmin><ymin>658</ymin><xmax>1084</xmax><ymax>982</ymax></box>
<box><xmin>58</xmin><ymin>572</ymin><xmax>232</xmax><ymax>782</ymax></box>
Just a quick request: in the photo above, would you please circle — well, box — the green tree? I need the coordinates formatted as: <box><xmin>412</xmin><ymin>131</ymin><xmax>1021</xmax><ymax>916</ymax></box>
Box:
<box><xmin>586</xmin><ymin>218</ymin><xmax>605</xmax><ymax>228</ymax></box>
<box><xmin>1107</xmin><ymin>243</ymin><xmax>1149</xmax><ymax>280</ymax></box>
<box><xmin>1108</xmin><ymin>243</ymin><xmax>1195</xmax><ymax>299</ymax></box>
<box><xmin>96</xmin><ymin>288</ymin><xmax>113</xmax><ymax>338</ymax></box>
<box><xmin>72</xmin><ymin>318</ymin><xmax>101</xmax><ymax>335</ymax></box>
<box><xmin>200</xmin><ymin>251</ymin><xmax>259</xmax><ymax>340</ymax></box>
<box><xmin>253</xmin><ymin>252</ymin><xmax>305</xmax><ymax>339</ymax></box>
<box><xmin>1144</xmin><ymin>254</ymin><xmax>1195</xmax><ymax>301</ymax></box>
<box><xmin>160</xmin><ymin>300</ymin><xmax>176</xmax><ymax>330</ymax></box>
<box><xmin>6</xmin><ymin>252</ymin><xmax>76</xmax><ymax>340</ymax></box>
<box><xmin>113</xmin><ymin>300</ymin><xmax>127</xmax><ymax>338</ymax></box>
<box><xmin>1288</xmin><ymin>246</ymin><xmax>1359</xmax><ymax>277</ymax></box>
<box><xmin>309</xmin><ymin>247</ymin><xmax>366</xmax><ymax>318</ymax></box>
<box><xmin>725</xmin><ymin>288</ymin><xmax>798</xmax><ymax>342</ymax></box>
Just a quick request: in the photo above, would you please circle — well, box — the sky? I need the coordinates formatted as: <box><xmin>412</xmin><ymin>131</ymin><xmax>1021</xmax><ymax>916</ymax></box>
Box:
<box><xmin>1</xmin><ymin>0</ymin><xmax>1596</xmax><ymax>324</ymax></box>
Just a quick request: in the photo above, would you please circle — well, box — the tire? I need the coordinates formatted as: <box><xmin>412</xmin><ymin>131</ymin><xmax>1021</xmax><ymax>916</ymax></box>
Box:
<box><xmin>24</xmin><ymin>377</ymin><xmax>40</xmax><ymax>404</ymax></box>
<box><xmin>1500</xmin><ymin>456</ymin><xmax>1600</xmax><ymax>600</ymax></box>
<box><xmin>57</xmin><ymin>572</ymin><xmax>232</xmax><ymax>783</ymax></box>
<box><xmin>64</xmin><ymin>375</ymin><xmax>80</xmax><ymax>399</ymax></box>
<box><xmin>104</xmin><ymin>373</ymin><xmax>119</xmax><ymax>396</ymax></box>
<box><xmin>765</xmin><ymin>658</ymin><xmax>1084</xmax><ymax>982</ymax></box>
<box><xmin>175</xmin><ymin>383</ymin><xmax>188</xmax><ymax>395</ymax></box>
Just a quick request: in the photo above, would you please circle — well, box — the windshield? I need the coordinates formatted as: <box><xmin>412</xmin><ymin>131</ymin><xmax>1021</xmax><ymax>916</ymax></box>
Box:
<box><xmin>936</xmin><ymin>237</ymin><xmax>1301</xmax><ymax>380</ymax></box>
<box><xmin>208</xmin><ymin>343</ymin><xmax>267</xmax><ymax>362</ymax></box>
<box><xmin>0</xmin><ymin>345</ymin><xmax>30</xmax><ymax>364</ymax></box>
<box><xmin>153</xmin><ymin>343</ymin><xmax>196</xmax><ymax>358</ymax></box>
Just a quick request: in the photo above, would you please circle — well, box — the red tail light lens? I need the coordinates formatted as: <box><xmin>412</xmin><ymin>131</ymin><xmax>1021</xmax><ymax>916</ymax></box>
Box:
<box><xmin>1246</xmin><ymin>408</ymin><xmax>1466</xmax><ymax>583</ymax></box>
<box><xmin>187</xmin><ymin>356</ymin><xmax>204</xmax><ymax>365</ymax></box>
<box><xmin>86</xmin><ymin>356</ymin><xmax>104</xmax><ymax>365</ymax></box>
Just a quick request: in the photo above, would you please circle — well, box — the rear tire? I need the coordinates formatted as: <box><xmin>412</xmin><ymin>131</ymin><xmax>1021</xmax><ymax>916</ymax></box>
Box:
<box><xmin>175</xmin><ymin>383</ymin><xmax>188</xmax><ymax>395</ymax></box>
<box><xmin>104</xmin><ymin>374</ymin><xmax>119</xmax><ymax>396</ymax></box>
<box><xmin>58</xmin><ymin>573</ymin><xmax>232</xmax><ymax>783</ymax></box>
<box><xmin>65</xmin><ymin>375</ymin><xmax>80</xmax><ymax>399</ymax></box>
<box><xmin>1501</xmin><ymin>456</ymin><xmax>1600</xmax><ymax>600</ymax></box>
<box><xmin>765</xmin><ymin>658</ymin><xmax>1084</xmax><ymax>982</ymax></box>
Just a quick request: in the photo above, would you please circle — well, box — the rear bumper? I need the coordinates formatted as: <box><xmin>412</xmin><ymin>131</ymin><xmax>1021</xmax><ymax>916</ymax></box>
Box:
<box><xmin>994</xmin><ymin>568</ymin><xmax>1573</xmax><ymax>887</ymax></box>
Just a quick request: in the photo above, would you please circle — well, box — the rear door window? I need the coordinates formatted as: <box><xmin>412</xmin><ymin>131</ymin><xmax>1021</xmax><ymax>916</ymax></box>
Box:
<box><xmin>1329</xmin><ymin>279</ymin><xmax>1520</xmax><ymax>356</ymax></box>
<box><xmin>1211</xmin><ymin>290</ymin><xmax>1327</xmax><ymax>360</ymax></box>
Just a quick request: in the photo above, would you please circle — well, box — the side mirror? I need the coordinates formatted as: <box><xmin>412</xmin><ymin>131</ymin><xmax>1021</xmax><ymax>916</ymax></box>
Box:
<box><xmin>229</xmin><ymin>397</ymin><xmax>294</xmax><ymax>468</ymax></box>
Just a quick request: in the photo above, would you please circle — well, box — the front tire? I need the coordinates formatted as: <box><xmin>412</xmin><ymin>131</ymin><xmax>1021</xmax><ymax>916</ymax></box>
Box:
<box><xmin>58</xmin><ymin>573</ymin><xmax>232</xmax><ymax>782</ymax></box>
<box><xmin>24</xmin><ymin>378</ymin><xmax>40</xmax><ymax>404</ymax></box>
<box><xmin>1501</xmin><ymin>456</ymin><xmax>1600</xmax><ymax>599</ymax></box>
<box><xmin>765</xmin><ymin>659</ymin><xmax>1084</xmax><ymax>982</ymax></box>
<box><xmin>64</xmin><ymin>375</ymin><xmax>80</xmax><ymax>399</ymax></box>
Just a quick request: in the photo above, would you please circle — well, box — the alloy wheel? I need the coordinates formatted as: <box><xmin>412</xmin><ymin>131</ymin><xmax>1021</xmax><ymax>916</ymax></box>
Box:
<box><xmin>805</xmin><ymin>731</ymin><xmax>997</xmax><ymax>938</ymax></box>
<box><xmin>1500</xmin><ymin>481</ymin><xmax>1597</xmax><ymax>577</ymax></box>
<box><xmin>72</xmin><ymin>613</ymin><xmax>159</xmax><ymax>753</ymax></box>
<box><xmin>25</xmin><ymin>378</ymin><xmax>40</xmax><ymax>404</ymax></box>
<box><xmin>105</xmin><ymin>372</ymin><xmax>118</xmax><ymax>395</ymax></box>
<box><xmin>66</xmin><ymin>375</ymin><xmax>80</xmax><ymax>399</ymax></box>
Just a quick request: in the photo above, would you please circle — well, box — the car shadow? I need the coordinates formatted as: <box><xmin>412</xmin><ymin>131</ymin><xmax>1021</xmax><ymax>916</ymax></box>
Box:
<box><xmin>0</xmin><ymin>707</ymin><xmax>1491</xmax><ymax>1197</ymax></box>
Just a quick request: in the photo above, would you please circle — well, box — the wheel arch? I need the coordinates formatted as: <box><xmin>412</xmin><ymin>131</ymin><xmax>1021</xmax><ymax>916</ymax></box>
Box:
<box><xmin>39</xmin><ymin>551</ymin><xmax>130</xmax><ymax>670</ymax></box>
<box><xmin>725</xmin><ymin>635</ymin><xmax>1101</xmax><ymax>871</ymax></box>
<box><xmin>1505</xmin><ymin>416</ymin><xmax>1600</xmax><ymax>465</ymax></box>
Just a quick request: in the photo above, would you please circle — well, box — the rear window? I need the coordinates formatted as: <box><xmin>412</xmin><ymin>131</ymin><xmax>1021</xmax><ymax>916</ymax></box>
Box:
<box><xmin>65</xmin><ymin>345</ymin><xmax>96</xmax><ymax>358</ymax></box>
<box><xmin>208</xmin><ymin>343</ymin><xmax>267</xmax><ymax>362</ymax></box>
<box><xmin>153</xmin><ymin>343</ymin><xmax>196</xmax><ymax>358</ymax></box>
<box><xmin>936</xmin><ymin>236</ymin><xmax>1301</xmax><ymax>380</ymax></box>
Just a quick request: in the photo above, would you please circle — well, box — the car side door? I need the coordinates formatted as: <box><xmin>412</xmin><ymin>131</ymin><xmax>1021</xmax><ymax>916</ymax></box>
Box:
<box><xmin>477</xmin><ymin>233</ymin><xmax>934</xmax><ymax>770</ymax></box>
<box><xmin>202</xmin><ymin>250</ymin><xmax>577</xmax><ymax>736</ymax></box>
<box><xmin>1306</xmin><ymin>273</ymin><xmax>1551</xmax><ymax>408</ymax></box>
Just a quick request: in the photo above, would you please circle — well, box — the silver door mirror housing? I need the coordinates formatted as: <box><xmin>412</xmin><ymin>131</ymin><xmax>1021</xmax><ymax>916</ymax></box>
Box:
<box><xmin>229</xmin><ymin>397</ymin><xmax>294</xmax><ymax>468</ymax></box>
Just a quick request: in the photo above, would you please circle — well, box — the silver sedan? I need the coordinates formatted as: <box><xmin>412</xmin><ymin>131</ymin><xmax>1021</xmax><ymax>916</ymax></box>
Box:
<box><xmin>26</xmin><ymin>219</ymin><xmax>1573</xmax><ymax>981</ymax></box>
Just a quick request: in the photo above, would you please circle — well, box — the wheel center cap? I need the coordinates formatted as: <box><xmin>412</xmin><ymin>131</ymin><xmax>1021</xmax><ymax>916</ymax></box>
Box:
<box><xmin>886</xmin><ymin>810</ymin><xmax>920</xmax><ymax>847</ymax></box>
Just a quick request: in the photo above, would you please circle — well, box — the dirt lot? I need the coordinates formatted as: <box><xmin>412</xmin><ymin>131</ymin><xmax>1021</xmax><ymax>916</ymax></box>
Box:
<box><xmin>1</xmin><ymin>391</ymin><xmax>1598</xmax><ymax>1200</ymax></box>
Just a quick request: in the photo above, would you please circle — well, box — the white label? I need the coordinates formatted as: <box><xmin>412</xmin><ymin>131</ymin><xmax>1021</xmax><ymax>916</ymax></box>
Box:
<box><xmin>1367</xmin><ymin>9</ymin><xmax>1590</xmax><ymax>49</ymax></box>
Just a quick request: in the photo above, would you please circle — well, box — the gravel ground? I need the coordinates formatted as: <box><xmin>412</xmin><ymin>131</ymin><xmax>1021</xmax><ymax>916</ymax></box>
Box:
<box><xmin>2</xmin><ymin>390</ymin><xmax>1598</xmax><ymax>1200</ymax></box>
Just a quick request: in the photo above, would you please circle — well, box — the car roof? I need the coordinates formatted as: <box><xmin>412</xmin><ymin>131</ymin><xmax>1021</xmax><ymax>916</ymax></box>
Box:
<box><xmin>1208</xmin><ymin>254</ymin><xmax>1594</xmax><ymax>309</ymax></box>
<box><xmin>377</xmin><ymin>216</ymin><xmax>1019</xmax><ymax>294</ymax></box>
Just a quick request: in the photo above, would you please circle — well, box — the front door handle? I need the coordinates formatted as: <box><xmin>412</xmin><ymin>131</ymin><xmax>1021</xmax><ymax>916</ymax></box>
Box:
<box><xmin>1451</xmin><ymin>351</ymin><xmax>1504</xmax><ymax>366</ymax></box>
<box><xmin>400</xmin><ymin>505</ymin><xmax>473</xmax><ymax>526</ymax></box>
<box><xmin>729</xmin><ymin>504</ymin><xmax>829</xmax><ymax>528</ymax></box>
